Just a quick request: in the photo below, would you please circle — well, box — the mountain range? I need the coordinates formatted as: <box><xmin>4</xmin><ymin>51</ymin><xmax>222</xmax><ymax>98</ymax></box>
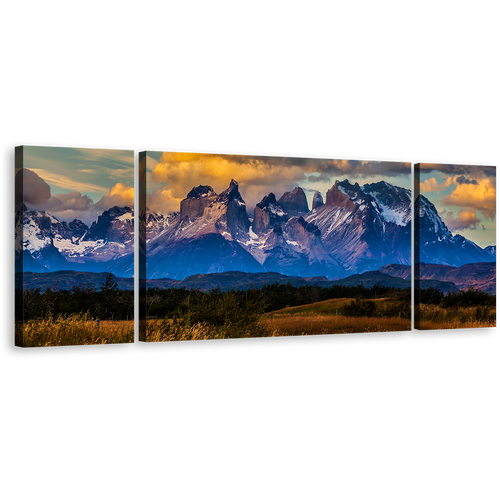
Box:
<box><xmin>16</xmin><ymin>180</ymin><xmax>495</xmax><ymax>286</ymax></box>
<box><xmin>22</xmin><ymin>263</ymin><xmax>483</xmax><ymax>294</ymax></box>
<box><xmin>381</xmin><ymin>261</ymin><xmax>496</xmax><ymax>295</ymax></box>
<box><xmin>15</xmin><ymin>204</ymin><xmax>134</xmax><ymax>277</ymax></box>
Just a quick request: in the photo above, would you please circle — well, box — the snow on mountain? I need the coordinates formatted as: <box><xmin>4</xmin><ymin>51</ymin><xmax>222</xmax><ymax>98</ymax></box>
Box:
<box><xmin>20</xmin><ymin>178</ymin><xmax>492</xmax><ymax>283</ymax></box>
<box><xmin>361</xmin><ymin>181</ymin><xmax>411</xmax><ymax>226</ymax></box>
<box><xmin>484</xmin><ymin>245</ymin><xmax>496</xmax><ymax>258</ymax></box>
<box><xmin>140</xmin><ymin>210</ymin><xmax>180</xmax><ymax>241</ymax></box>
<box><xmin>15</xmin><ymin>204</ymin><xmax>135</xmax><ymax>277</ymax></box>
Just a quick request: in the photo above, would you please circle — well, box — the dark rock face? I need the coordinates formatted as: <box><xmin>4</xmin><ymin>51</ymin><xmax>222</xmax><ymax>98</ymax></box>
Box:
<box><xmin>218</xmin><ymin>179</ymin><xmax>242</xmax><ymax>204</ymax></box>
<box><xmin>263</xmin><ymin>224</ymin><xmax>285</xmax><ymax>248</ymax></box>
<box><xmin>256</xmin><ymin>192</ymin><xmax>278</xmax><ymax>210</ymax></box>
<box><xmin>178</xmin><ymin>180</ymin><xmax>250</xmax><ymax>238</ymax></box>
<box><xmin>220</xmin><ymin>180</ymin><xmax>251</xmax><ymax>237</ymax></box>
<box><xmin>287</xmin><ymin>216</ymin><xmax>321</xmax><ymax>239</ymax></box>
<box><xmin>312</xmin><ymin>191</ymin><xmax>324</xmax><ymax>210</ymax></box>
<box><xmin>325</xmin><ymin>182</ymin><xmax>356</xmax><ymax>209</ymax></box>
<box><xmin>187</xmin><ymin>185</ymin><xmax>216</xmax><ymax>199</ymax></box>
<box><xmin>253</xmin><ymin>193</ymin><xmax>287</xmax><ymax>233</ymax></box>
<box><xmin>278</xmin><ymin>187</ymin><xmax>309</xmax><ymax>217</ymax></box>
<box><xmin>89</xmin><ymin>206</ymin><xmax>134</xmax><ymax>243</ymax></box>
<box><xmin>180</xmin><ymin>185</ymin><xmax>217</xmax><ymax>220</ymax></box>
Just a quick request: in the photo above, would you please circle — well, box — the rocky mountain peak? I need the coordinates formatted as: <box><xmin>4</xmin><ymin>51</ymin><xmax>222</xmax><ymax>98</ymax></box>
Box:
<box><xmin>296</xmin><ymin>216</ymin><xmax>321</xmax><ymax>237</ymax></box>
<box><xmin>218</xmin><ymin>179</ymin><xmax>243</xmax><ymax>204</ymax></box>
<box><xmin>325</xmin><ymin>182</ymin><xmax>355</xmax><ymax>209</ymax></box>
<box><xmin>278</xmin><ymin>186</ymin><xmax>309</xmax><ymax>217</ymax></box>
<box><xmin>312</xmin><ymin>191</ymin><xmax>324</xmax><ymax>210</ymax></box>
<box><xmin>181</xmin><ymin>185</ymin><xmax>217</xmax><ymax>220</ymax></box>
<box><xmin>186</xmin><ymin>185</ymin><xmax>216</xmax><ymax>199</ymax></box>
<box><xmin>256</xmin><ymin>192</ymin><xmax>277</xmax><ymax>209</ymax></box>
<box><xmin>89</xmin><ymin>205</ymin><xmax>134</xmax><ymax>242</ymax></box>
<box><xmin>253</xmin><ymin>192</ymin><xmax>287</xmax><ymax>233</ymax></box>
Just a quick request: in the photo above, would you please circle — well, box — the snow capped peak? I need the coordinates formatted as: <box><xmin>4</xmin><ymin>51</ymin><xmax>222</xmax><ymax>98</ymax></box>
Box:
<box><xmin>360</xmin><ymin>181</ymin><xmax>411</xmax><ymax>226</ymax></box>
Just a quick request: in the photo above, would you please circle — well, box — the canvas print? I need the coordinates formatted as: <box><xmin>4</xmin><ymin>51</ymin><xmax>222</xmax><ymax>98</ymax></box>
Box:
<box><xmin>15</xmin><ymin>146</ymin><xmax>135</xmax><ymax>347</ymax></box>
<box><xmin>414</xmin><ymin>163</ymin><xmax>496</xmax><ymax>330</ymax></box>
<box><xmin>139</xmin><ymin>152</ymin><xmax>412</xmax><ymax>342</ymax></box>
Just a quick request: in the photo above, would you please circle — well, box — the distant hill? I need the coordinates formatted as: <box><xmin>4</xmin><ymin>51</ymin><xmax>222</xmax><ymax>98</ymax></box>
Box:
<box><xmin>335</xmin><ymin>270</ymin><xmax>457</xmax><ymax>293</ymax></box>
<box><xmin>146</xmin><ymin>271</ymin><xmax>330</xmax><ymax>292</ymax></box>
<box><xmin>18</xmin><ymin>271</ymin><xmax>184</xmax><ymax>292</ymax></box>
<box><xmin>379</xmin><ymin>261</ymin><xmax>496</xmax><ymax>294</ymax></box>
<box><xmin>19</xmin><ymin>268</ymin><xmax>410</xmax><ymax>294</ymax></box>
<box><xmin>18</xmin><ymin>270</ymin><xmax>330</xmax><ymax>293</ymax></box>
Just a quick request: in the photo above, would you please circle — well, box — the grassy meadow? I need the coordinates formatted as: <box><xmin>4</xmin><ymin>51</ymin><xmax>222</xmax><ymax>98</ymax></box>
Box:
<box><xmin>263</xmin><ymin>298</ymin><xmax>410</xmax><ymax>336</ymax></box>
<box><xmin>18</xmin><ymin>291</ymin><xmax>498</xmax><ymax>347</ymax></box>
<box><xmin>16</xmin><ymin>313</ymin><xmax>134</xmax><ymax>347</ymax></box>
<box><xmin>416</xmin><ymin>304</ymin><xmax>496</xmax><ymax>330</ymax></box>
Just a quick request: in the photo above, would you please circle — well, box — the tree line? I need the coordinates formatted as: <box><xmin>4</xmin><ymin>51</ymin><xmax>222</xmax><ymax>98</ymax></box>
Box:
<box><xmin>15</xmin><ymin>273</ymin><xmax>498</xmax><ymax>321</ymax></box>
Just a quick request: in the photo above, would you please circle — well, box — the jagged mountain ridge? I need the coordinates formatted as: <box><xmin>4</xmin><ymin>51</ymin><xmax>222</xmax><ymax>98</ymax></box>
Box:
<box><xmin>145</xmin><ymin>180</ymin><xmax>344</xmax><ymax>279</ymax></box>
<box><xmin>15</xmin><ymin>204</ymin><xmax>134</xmax><ymax>276</ymax></box>
<box><xmin>148</xmin><ymin>179</ymin><xmax>492</xmax><ymax>279</ymax></box>
<box><xmin>18</xmin><ymin>179</ymin><xmax>497</xmax><ymax>279</ymax></box>
<box><xmin>379</xmin><ymin>261</ymin><xmax>496</xmax><ymax>294</ymax></box>
<box><xmin>305</xmin><ymin>180</ymin><xmax>411</xmax><ymax>273</ymax></box>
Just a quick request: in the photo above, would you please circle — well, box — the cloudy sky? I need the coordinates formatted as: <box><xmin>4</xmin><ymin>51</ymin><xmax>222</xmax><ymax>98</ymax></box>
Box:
<box><xmin>16</xmin><ymin>149</ymin><xmax>495</xmax><ymax>252</ymax></box>
<box><xmin>144</xmin><ymin>151</ymin><xmax>411</xmax><ymax>214</ymax></box>
<box><xmin>17</xmin><ymin>146</ymin><xmax>134</xmax><ymax>224</ymax></box>
<box><xmin>147</xmin><ymin>151</ymin><xmax>498</xmax><ymax>248</ymax></box>
<box><xmin>418</xmin><ymin>163</ymin><xmax>496</xmax><ymax>248</ymax></box>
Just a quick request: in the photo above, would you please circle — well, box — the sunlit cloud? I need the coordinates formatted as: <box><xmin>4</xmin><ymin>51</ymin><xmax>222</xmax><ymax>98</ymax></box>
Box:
<box><xmin>150</xmin><ymin>153</ymin><xmax>310</xmax><ymax>210</ymax></box>
<box><xmin>420</xmin><ymin>176</ymin><xmax>452</xmax><ymax>193</ymax></box>
<box><xmin>95</xmin><ymin>182</ymin><xmax>134</xmax><ymax>210</ymax></box>
<box><xmin>148</xmin><ymin>152</ymin><xmax>410</xmax><ymax>211</ymax></box>
<box><xmin>441</xmin><ymin>178</ymin><xmax>496</xmax><ymax>220</ymax></box>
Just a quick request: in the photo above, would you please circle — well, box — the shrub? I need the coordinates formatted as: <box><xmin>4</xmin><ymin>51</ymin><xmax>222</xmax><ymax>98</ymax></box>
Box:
<box><xmin>148</xmin><ymin>288</ymin><xmax>268</xmax><ymax>341</ymax></box>
<box><xmin>418</xmin><ymin>287</ymin><xmax>444</xmax><ymax>305</ymax></box>
<box><xmin>340</xmin><ymin>298</ymin><xmax>377</xmax><ymax>317</ymax></box>
<box><xmin>442</xmin><ymin>288</ymin><xmax>494</xmax><ymax>308</ymax></box>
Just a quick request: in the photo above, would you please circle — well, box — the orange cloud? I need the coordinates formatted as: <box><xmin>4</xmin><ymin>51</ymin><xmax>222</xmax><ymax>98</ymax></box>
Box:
<box><xmin>149</xmin><ymin>152</ymin><xmax>308</xmax><ymax>210</ymax></box>
<box><xmin>147</xmin><ymin>186</ymin><xmax>181</xmax><ymax>214</ymax></box>
<box><xmin>95</xmin><ymin>182</ymin><xmax>134</xmax><ymax>210</ymax></box>
<box><xmin>420</xmin><ymin>176</ymin><xmax>452</xmax><ymax>193</ymax></box>
<box><xmin>441</xmin><ymin>178</ymin><xmax>496</xmax><ymax>219</ymax></box>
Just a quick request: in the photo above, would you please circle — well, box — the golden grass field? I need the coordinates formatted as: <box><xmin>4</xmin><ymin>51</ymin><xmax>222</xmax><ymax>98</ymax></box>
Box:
<box><xmin>416</xmin><ymin>304</ymin><xmax>496</xmax><ymax>330</ymax></box>
<box><xmin>16</xmin><ymin>298</ymin><xmax>494</xmax><ymax>346</ymax></box>
<box><xmin>263</xmin><ymin>298</ymin><xmax>410</xmax><ymax>336</ymax></box>
<box><xmin>16</xmin><ymin>313</ymin><xmax>134</xmax><ymax>347</ymax></box>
